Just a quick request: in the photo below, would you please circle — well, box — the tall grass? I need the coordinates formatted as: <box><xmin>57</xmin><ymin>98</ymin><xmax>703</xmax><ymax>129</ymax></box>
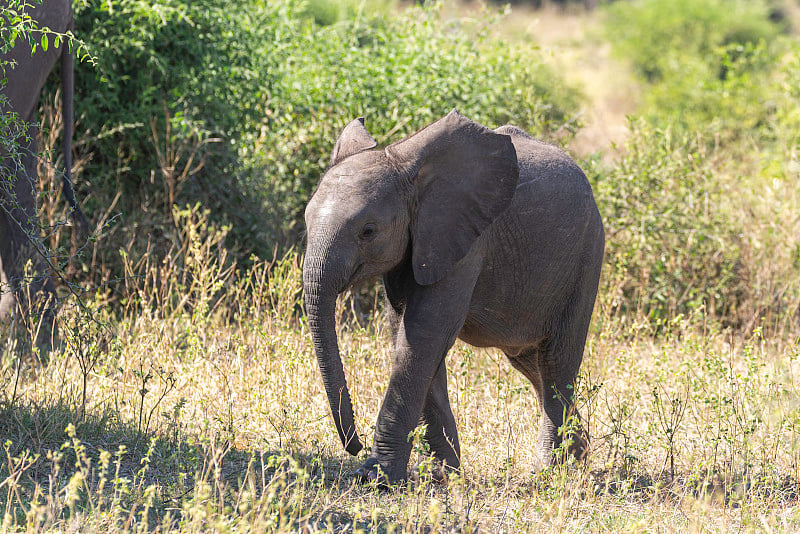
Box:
<box><xmin>2</xmin><ymin>215</ymin><xmax>799</xmax><ymax>531</ymax></box>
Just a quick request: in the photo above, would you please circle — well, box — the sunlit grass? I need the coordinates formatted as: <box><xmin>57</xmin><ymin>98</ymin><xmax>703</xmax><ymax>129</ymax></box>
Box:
<box><xmin>2</xmin><ymin>209</ymin><xmax>798</xmax><ymax>532</ymax></box>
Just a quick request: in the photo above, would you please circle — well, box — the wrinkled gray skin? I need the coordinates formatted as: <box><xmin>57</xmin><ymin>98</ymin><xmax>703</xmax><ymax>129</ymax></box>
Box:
<box><xmin>0</xmin><ymin>0</ymin><xmax>86</xmax><ymax>323</ymax></box>
<box><xmin>303</xmin><ymin>111</ymin><xmax>604</xmax><ymax>484</ymax></box>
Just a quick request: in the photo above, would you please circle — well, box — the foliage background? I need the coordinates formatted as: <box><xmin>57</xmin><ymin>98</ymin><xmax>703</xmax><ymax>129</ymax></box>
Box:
<box><xmin>1</xmin><ymin>0</ymin><xmax>800</xmax><ymax>531</ymax></box>
<box><xmin>50</xmin><ymin>0</ymin><xmax>798</xmax><ymax>329</ymax></box>
<box><xmin>31</xmin><ymin>0</ymin><xmax>800</xmax><ymax>329</ymax></box>
<box><xmin>67</xmin><ymin>0</ymin><xmax>578</xmax><ymax>264</ymax></box>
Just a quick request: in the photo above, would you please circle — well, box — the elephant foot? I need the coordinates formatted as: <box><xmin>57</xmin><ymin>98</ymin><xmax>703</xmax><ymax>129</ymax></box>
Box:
<box><xmin>354</xmin><ymin>457</ymin><xmax>406</xmax><ymax>488</ymax></box>
<box><xmin>409</xmin><ymin>457</ymin><xmax>459</xmax><ymax>485</ymax></box>
<box><xmin>555</xmin><ymin>427</ymin><xmax>589</xmax><ymax>463</ymax></box>
<box><xmin>534</xmin><ymin>417</ymin><xmax>590</xmax><ymax>465</ymax></box>
<box><xmin>535</xmin><ymin>430</ymin><xmax>590</xmax><ymax>470</ymax></box>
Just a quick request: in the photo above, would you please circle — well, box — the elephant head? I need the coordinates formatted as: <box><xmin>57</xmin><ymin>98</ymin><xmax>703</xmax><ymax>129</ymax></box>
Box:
<box><xmin>303</xmin><ymin>110</ymin><xmax>519</xmax><ymax>455</ymax></box>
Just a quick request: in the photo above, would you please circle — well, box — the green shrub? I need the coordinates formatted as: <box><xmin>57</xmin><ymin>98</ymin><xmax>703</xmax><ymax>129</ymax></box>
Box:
<box><xmin>605</xmin><ymin>0</ymin><xmax>781</xmax><ymax>84</ymax></box>
<box><xmin>641</xmin><ymin>42</ymin><xmax>780</xmax><ymax>140</ymax></box>
<box><xmin>589</xmin><ymin>120</ymin><xmax>743</xmax><ymax>324</ymax></box>
<box><xmin>592</xmin><ymin>0</ymin><xmax>800</xmax><ymax>329</ymax></box>
<box><xmin>604</xmin><ymin>0</ymin><xmax>784</xmax><ymax>139</ymax></box>
<box><xmin>247</xmin><ymin>6</ymin><xmax>581</xmax><ymax>246</ymax></box>
<box><xmin>590</xmin><ymin>113</ymin><xmax>800</xmax><ymax>327</ymax></box>
<box><xmin>300</xmin><ymin>0</ymin><xmax>396</xmax><ymax>26</ymax></box>
<box><xmin>766</xmin><ymin>41</ymin><xmax>800</xmax><ymax>152</ymax></box>
<box><xmin>62</xmin><ymin>0</ymin><xmax>579</xmax><ymax>278</ymax></box>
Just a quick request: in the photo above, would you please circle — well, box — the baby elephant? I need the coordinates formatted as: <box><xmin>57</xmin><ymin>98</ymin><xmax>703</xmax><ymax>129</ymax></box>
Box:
<box><xmin>303</xmin><ymin>110</ymin><xmax>604</xmax><ymax>483</ymax></box>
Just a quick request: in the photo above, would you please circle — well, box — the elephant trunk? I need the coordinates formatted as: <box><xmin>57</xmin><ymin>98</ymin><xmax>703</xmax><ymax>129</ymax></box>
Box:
<box><xmin>303</xmin><ymin>254</ymin><xmax>363</xmax><ymax>456</ymax></box>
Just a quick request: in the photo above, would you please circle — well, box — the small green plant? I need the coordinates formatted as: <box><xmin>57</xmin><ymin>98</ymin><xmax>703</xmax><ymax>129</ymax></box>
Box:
<box><xmin>651</xmin><ymin>383</ymin><xmax>689</xmax><ymax>481</ymax></box>
<box><xmin>133</xmin><ymin>363</ymin><xmax>177</xmax><ymax>438</ymax></box>
<box><xmin>63</xmin><ymin>310</ymin><xmax>110</xmax><ymax>422</ymax></box>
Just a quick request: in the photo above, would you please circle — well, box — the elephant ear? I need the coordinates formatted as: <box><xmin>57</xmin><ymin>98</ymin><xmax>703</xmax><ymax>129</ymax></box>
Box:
<box><xmin>330</xmin><ymin>117</ymin><xmax>378</xmax><ymax>166</ymax></box>
<box><xmin>386</xmin><ymin>110</ymin><xmax>519</xmax><ymax>286</ymax></box>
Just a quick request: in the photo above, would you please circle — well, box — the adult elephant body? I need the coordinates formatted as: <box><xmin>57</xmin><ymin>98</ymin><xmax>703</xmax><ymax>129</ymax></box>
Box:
<box><xmin>0</xmin><ymin>0</ymin><xmax>85</xmax><ymax>321</ymax></box>
<box><xmin>303</xmin><ymin>111</ymin><xmax>604</xmax><ymax>483</ymax></box>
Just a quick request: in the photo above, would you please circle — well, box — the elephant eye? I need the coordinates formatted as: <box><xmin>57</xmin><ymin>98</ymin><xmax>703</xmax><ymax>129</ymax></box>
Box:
<box><xmin>359</xmin><ymin>223</ymin><xmax>377</xmax><ymax>240</ymax></box>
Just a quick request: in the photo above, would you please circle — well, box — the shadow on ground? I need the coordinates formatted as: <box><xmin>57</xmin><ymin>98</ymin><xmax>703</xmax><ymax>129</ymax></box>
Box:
<box><xmin>0</xmin><ymin>399</ymin><xmax>368</xmax><ymax>529</ymax></box>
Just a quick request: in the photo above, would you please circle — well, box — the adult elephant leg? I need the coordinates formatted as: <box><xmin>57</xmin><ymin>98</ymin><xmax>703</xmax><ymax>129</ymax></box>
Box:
<box><xmin>0</xmin><ymin>0</ymin><xmax>74</xmax><ymax>338</ymax></box>
<box><xmin>1</xmin><ymin>127</ymin><xmax>58</xmax><ymax>339</ymax></box>
<box><xmin>0</xmin><ymin>158</ymin><xmax>15</xmax><ymax>320</ymax></box>
<box><xmin>417</xmin><ymin>359</ymin><xmax>461</xmax><ymax>477</ymax></box>
<box><xmin>0</xmin><ymin>223</ymin><xmax>14</xmax><ymax>320</ymax></box>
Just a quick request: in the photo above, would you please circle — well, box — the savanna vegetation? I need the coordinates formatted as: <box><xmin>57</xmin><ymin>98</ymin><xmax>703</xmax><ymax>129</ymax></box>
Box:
<box><xmin>1</xmin><ymin>0</ymin><xmax>799</xmax><ymax>531</ymax></box>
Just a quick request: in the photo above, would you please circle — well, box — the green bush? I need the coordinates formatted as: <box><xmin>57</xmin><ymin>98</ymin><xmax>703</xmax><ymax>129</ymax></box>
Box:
<box><xmin>588</xmin><ymin>120</ymin><xmax>744</xmax><ymax>324</ymax></box>
<box><xmin>589</xmin><ymin>59</ymin><xmax>800</xmax><ymax>327</ymax></box>
<box><xmin>766</xmin><ymin>40</ymin><xmax>800</xmax><ymax>153</ymax></box>
<box><xmin>247</xmin><ymin>6</ymin><xmax>581</xmax><ymax>245</ymax></box>
<box><xmin>65</xmin><ymin>0</ymin><xmax>289</xmax><ymax>278</ymax></box>
<box><xmin>61</xmin><ymin>0</ymin><xmax>580</xmax><ymax>276</ymax></box>
<box><xmin>300</xmin><ymin>0</ymin><xmax>396</xmax><ymax>26</ymax></box>
<box><xmin>604</xmin><ymin>0</ymin><xmax>784</xmax><ymax>139</ymax></box>
<box><xmin>605</xmin><ymin>0</ymin><xmax>781</xmax><ymax>83</ymax></box>
<box><xmin>641</xmin><ymin>42</ymin><xmax>780</xmax><ymax>140</ymax></box>
<box><xmin>590</xmin><ymin>0</ymin><xmax>800</xmax><ymax>328</ymax></box>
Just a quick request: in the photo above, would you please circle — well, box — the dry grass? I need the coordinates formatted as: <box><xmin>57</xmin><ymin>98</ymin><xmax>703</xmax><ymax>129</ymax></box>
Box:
<box><xmin>2</xmin><ymin>210</ymin><xmax>799</xmax><ymax>532</ymax></box>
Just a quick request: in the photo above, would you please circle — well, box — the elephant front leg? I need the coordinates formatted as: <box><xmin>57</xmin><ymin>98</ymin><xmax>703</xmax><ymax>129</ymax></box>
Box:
<box><xmin>0</xmin><ymin>133</ymin><xmax>58</xmax><ymax>344</ymax></box>
<box><xmin>357</xmin><ymin>304</ymin><xmax>471</xmax><ymax>484</ymax></box>
<box><xmin>356</xmin><ymin>339</ymin><xmax>451</xmax><ymax>484</ymax></box>
<box><xmin>357</xmin><ymin>253</ymin><xmax>480</xmax><ymax>484</ymax></box>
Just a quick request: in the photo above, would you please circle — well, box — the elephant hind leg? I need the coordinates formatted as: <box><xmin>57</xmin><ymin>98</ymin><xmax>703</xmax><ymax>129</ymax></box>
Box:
<box><xmin>417</xmin><ymin>359</ymin><xmax>460</xmax><ymax>477</ymax></box>
<box><xmin>506</xmin><ymin>340</ymin><xmax>588</xmax><ymax>468</ymax></box>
